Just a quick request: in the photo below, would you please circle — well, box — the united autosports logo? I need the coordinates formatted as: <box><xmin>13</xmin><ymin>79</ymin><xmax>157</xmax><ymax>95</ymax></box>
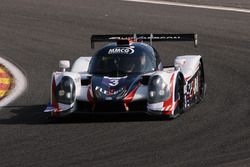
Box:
<box><xmin>108</xmin><ymin>46</ymin><xmax>135</xmax><ymax>55</ymax></box>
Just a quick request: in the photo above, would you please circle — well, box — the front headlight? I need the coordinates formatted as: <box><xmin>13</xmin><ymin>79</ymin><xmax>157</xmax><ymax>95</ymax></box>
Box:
<box><xmin>148</xmin><ymin>75</ymin><xmax>170</xmax><ymax>103</ymax></box>
<box><xmin>56</xmin><ymin>76</ymin><xmax>76</xmax><ymax>104</ymax></box>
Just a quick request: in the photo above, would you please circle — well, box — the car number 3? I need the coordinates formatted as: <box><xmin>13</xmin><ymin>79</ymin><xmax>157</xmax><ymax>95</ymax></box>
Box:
<box><xmin>109</xmin><ymin>79</ymin><xmax>119</xmax><ymax>87</ymax></box>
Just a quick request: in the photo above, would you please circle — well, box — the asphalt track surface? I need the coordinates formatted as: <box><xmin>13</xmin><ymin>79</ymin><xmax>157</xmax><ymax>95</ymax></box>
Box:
<box><xmin>0</xmin><ymin>0</ymin><xmax>250</xmax><ymax>166</ymax></box>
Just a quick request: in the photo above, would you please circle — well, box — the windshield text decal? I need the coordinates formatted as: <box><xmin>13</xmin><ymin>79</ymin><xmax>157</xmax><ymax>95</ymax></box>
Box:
<box><xmin>108</xmin><ymin>46</ymin><xmax>135</xmax><ymax>55</ymax></box>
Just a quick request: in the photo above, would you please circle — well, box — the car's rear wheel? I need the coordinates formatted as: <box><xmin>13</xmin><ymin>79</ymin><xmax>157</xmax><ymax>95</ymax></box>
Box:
<box><xmin>195</xmin><ymin>62</ymin><xmax>206</xmax><ymax>104</ymax></box>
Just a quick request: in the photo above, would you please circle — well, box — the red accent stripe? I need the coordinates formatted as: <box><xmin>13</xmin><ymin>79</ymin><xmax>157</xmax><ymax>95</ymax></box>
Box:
<box><xmin>87</xmin><ymin>86</ymin><xmax>93</xmax><ymax>103</ymax></box>
<box><xmin>124</xmin><ymin>83</ymin><xmax>141</xmax><ymax>103</ymax></box>
<box><xmin>163</xmin><ymin>74</ymin><xmax>175</xmax><ymax>114</ymax></box>
<box><xmin>185</xmin><ymin>76</ymin><xmax>190</xmax><ymax>81</ymax></box>
<box><xmin>163</xmin><ymin>110</ymin><xmax>172</xmax><ymax>115</ymax></box>
<box><xmin>0</xmin><ymin>83</ymin><xmax>11</xmax><ymax>90</ymax></box>
<box><xmin>123</xmin><ymin>83</ymin><xmax>141</xmax><ymax>111</ymax></box>
<box><xmin>51</xmin><ymin>77</ymin><xmax>59</xmax><ymax>111</ymax></box>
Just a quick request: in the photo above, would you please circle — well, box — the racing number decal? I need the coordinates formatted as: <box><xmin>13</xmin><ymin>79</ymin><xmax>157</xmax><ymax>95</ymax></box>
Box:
<box><xmin>109</xmin><ymin>79</ymin><xmax>119</xmax><ymax>87</ymax></box>
<box><xmin>102</xmin><ymin>77</ymin><xmax>120</xmax><ymax>87</ymax></box>
<box><xmin>102</xmin><ymin>76</ymin><xmax>127</xmax><ymax>87</ymax></box>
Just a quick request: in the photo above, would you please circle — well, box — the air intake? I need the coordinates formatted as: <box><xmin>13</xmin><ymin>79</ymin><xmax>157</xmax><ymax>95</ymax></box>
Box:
<box><xmin>117</xmin><ymin>39</ymin><xmax>130</xmax><ymax>46</ymax></box>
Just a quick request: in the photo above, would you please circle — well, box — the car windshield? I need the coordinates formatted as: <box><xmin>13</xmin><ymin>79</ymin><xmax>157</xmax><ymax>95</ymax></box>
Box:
<box><xmin>88</xmin><ymin>52</ymin><xmax>156</xmax><ymax>76</ymax></box>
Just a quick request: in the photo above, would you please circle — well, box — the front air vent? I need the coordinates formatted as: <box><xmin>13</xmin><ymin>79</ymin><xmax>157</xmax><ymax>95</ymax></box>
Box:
<box><xmin>117</xmin><ymin>39</ymin><xmax>130</xmax><ymax>47</ymax></box>
<box><xmin>140</xmin><ymin>76</ymin><xmax>150</xmax><ymax>85</ymax></box>
<box><xmin>81</xmin><ymin>76</ymin><xmax>91</xmax><ymax>86</ymax></box>
<box><xmin>81</xmin><ymin>79</ymin><xmax>91</xmax><ymax>86</ymax></box>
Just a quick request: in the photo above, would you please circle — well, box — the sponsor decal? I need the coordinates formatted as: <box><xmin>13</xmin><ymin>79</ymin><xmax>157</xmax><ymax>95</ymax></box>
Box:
<box><xmin>187</xmin><ymin>77</ymin><xmax>198</xmax><ymax>97</ymax></box>
<box><xmin>108</xmin><ymin>46</ymin><xmax>135</xmax><ymax>55</ymax></box>
<box><xmin>95</xmin><ymin>86</ymin><xmax>125</xmax><ymax>96</ymax></box>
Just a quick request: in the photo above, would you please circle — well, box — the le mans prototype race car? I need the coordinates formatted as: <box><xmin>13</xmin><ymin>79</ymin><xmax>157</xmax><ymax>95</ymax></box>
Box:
<box><xmin>44</xmin><ymin>33</ymin><xmax>206</xmax><ymax>118</ymax></box>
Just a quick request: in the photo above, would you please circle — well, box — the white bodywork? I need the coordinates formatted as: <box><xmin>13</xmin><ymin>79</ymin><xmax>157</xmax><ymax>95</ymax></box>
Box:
<box><xmin>71</xmin><ymin>57</ymin><xmax>92</xmax><ymax>73</ymax></box>
<box><xmin>175</xmin><ymin>55</ymin><xmax>201</xmax><ymax>79</ymax></box>
<box><xmin>45</xmin><ymin>55</ymin><xmax>202</xmax><ymax>117</ymax></box>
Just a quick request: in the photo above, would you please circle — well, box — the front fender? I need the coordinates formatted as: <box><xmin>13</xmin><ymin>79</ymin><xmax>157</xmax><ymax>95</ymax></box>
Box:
<box><xmin>45</xmin><ymin>72</ymin><xmax>81</xmax><ymax>113</ymax></box>
<box><xmin>147</xmin><ymin>70</ymin><xmax>180</xmax><ymax>115</ymax></box>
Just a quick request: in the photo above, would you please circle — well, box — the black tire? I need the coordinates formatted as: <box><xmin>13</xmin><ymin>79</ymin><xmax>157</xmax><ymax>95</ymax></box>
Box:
<box><xmin>195</xmin><ymin>62</ymin><xmax>206</xmax><ymax>104</ymax></box>
<box><xmin>170</xmin><ymin>75</ymin><xmax>185</xmax><ymax>119</ymax></box>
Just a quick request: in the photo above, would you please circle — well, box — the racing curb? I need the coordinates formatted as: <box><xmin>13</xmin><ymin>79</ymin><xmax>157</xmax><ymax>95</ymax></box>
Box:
<box><xmin>0</xmin><ymin>64</ymin><xmax>14</xmax><ymax>100</ymax></box>
<box><xmin>0</xmin><ymin>57</ymin><xmax>27</xmax><ymax>107</ymax></box>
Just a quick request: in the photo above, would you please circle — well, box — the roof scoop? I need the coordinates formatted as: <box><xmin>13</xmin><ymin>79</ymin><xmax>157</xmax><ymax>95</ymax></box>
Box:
<box><xmin>117</xmin><ymin>39</ymin><xmax>130</xmax><ymax>47</ymax></box>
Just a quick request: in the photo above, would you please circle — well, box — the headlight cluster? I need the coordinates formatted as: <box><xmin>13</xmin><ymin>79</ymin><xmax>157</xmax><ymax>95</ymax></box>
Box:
<box><xmin>148</xmin><ymin>75</ymin><xmax>170</xmax><ymax>103</ymax></box>
<box><xmin>56</xmin><ymin>76</ymin><xmax>76</xmax><ymax>104</ymax></box>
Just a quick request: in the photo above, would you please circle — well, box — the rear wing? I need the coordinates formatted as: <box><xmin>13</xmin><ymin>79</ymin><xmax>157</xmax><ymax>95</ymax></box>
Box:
<box><xmin>91</xmin><ymin>33</ymin><xmax>198</xmax><ymax>49</ymax></box>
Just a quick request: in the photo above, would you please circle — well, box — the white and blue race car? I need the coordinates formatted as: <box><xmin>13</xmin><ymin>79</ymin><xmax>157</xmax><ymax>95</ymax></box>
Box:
<box><xmin>44</xmin><ymin>33</ymin><xmax>206</xmax><ymax>118</ymax></box>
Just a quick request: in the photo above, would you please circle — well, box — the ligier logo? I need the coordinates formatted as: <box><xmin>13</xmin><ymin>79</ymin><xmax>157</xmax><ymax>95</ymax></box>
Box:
<box><xmin>108</xmin><ymin>46</ymin><xmax>135</xmax><ymax>55</ymax></box>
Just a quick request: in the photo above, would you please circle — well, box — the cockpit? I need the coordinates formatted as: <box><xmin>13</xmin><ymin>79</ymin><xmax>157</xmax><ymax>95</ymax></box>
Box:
<box><xmin>88</xmin><ymin>43</ymin><xmax>157</xmax><ymax>76</ymax></box>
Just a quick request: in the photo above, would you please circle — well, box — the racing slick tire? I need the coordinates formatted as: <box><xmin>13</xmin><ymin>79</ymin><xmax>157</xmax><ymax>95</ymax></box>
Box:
<box><xmin>170</xmin><ymin>74</ymin><xmax>185</xmax><ymax>119</ymax></box>
<box><xmin>195</xmin><ymin>61</ymin><xmax>206</xmax><ymax>104</ymax></box>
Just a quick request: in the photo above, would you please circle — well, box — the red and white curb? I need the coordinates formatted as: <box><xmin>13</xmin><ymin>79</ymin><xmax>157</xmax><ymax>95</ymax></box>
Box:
<box><xmin>0</xmin><ymin>64</ymin><xmax>13</xmax><ymax>99</ymax></box>
<box><xmin>0</xmin><ymin>57</ymin><xmax>27</xmax><ymax>107</ymax></box>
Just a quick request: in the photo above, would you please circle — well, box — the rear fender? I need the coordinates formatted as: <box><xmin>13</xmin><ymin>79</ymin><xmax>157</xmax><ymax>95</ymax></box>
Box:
<box><xmin>174</xmin><ymin>55</ymin><xmax>201</xmax><ymax>80</ymax></box>
<box><xmin>176</xmin><ymin>56</ymin><xmax>206</xmax><ymax>107</ymax></box>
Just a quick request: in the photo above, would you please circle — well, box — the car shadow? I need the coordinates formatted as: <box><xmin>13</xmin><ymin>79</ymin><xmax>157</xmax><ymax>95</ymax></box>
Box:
<box><xmin>0</xmin><ymin>105</ymin><xmax>171</xmax><ymax>124</ymax></box>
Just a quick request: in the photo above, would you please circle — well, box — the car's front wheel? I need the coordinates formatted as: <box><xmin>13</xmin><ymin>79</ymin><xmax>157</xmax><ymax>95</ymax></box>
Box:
<box><xmin>170</xmin><ymin>74</ymin><xmax>185</xmax><ymax>119</ymax></box>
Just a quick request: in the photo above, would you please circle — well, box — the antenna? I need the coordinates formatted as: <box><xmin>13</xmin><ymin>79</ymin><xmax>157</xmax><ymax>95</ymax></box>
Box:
<box><xmin>133</xmin><ymin>33</ymin><xmax>137</xmax><ymax>41</ymax></box>
<box><xmin>150</xmin><ymin>33</ymin><xmax>153</xmax><ymax>45</ymax></box>
<box><xmin>194</xmin><ymin>34</ymin><xmax>198</xmax><ymax>47</ymax></box>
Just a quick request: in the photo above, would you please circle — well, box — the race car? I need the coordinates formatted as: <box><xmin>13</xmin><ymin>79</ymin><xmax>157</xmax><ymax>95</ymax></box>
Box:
<box><xmin>44</xmin><ymin>33</ymin><xmax>206</xmax><ymax>118</ymax></box>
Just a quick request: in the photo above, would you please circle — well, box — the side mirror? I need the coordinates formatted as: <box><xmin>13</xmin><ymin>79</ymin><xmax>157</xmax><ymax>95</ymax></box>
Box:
<box><xmin>59</xmin><ymin>60</ymin><xmax>70</xmax><ymax>72</ymax></box>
